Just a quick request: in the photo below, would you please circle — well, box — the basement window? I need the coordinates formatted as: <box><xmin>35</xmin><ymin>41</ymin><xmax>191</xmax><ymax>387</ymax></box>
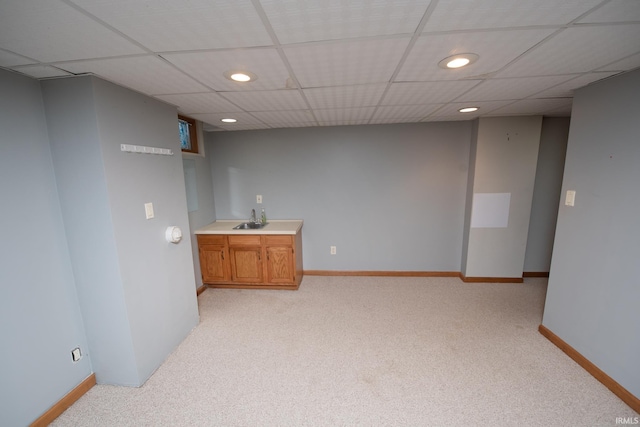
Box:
<box><xmin>178</xmin><ymin>115</ymin><xmax>199</xmax><ymax>154</ymax></box>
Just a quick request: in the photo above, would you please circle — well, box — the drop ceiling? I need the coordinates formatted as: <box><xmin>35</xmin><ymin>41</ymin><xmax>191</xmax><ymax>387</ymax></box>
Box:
<box><xmin>1</xmin><ymin>0</ymin><xmax>639</xmax><ymax>131</ymax></box>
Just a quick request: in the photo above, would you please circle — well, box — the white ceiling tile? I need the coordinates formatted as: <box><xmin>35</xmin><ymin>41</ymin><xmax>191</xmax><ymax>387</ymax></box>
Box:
<box><xmin>58</xmin><ymin>55</ymin><xmax>209</xmax><ymax>95</ymax></box>
<box><xmin>154</xmin><ymin>93</ymin><xmax>242</xmax><ymax>114</ymax></box>
<box><xmin>190</xmin><ymin>112</ymin><xmax>269</xmax><ymax>130</ymax></box>
<box><xmin>370</xmin><ymin>117</ymin><xmax>429</xmax><ymax>124</ymax></box>
<box><xmin>271</xmin><ymin>122</ymin><xmax>318</xmax><ymax>128</ymax></box>
<box><xmin>0</xmin><ymin>0</ymin><xmax>144</xmax><ymax>62</ymax></box>
<box><xmin>382</xmin><ymin>81</ymin><xmax>480</xmax><ymax>105</ymax></box>
<box><xmin>3</xmin><ymin>0</ymin><xmax>638</xmax><ymax>128</ymax></box>
<box><xmin>213</xmin><ymin>122</ymin><xmax>273</xmax><ymax>131</ymax></box>
<box><xmin>314</xmin><ymin>107</ymin><xmax>377</xmax><ymax>123</ymax></box>
<box><xmin>371</xmin><ymin>104</ymin><xmax>442</xmax><ymax>121</ymax></box>
<box><xmin>284</xmin><ymin>37</ymin><xmax>411</xmax><ymax>87</ymax></box>
<box><xmin>532</xmin><ymin>72</ymin><xmax>620</xmax><ymax>98</ymax></box>
<box><xmin>319</xmin><ymin>120</ymin><xmax>370</xmax><ymax>126</ymax></box>
<box><xmin>303</xmin><ymin>84</ymin><xmax>387</xmax><ymax>109</ymax></box>
<box><xmin>0</xmin><ymin>49</ymin><xmax>36</xmax><ymax>67</ymax></box>
<box><xmin>423</xmin><ymin>116</ymin><xmax>473</xmax><ymax>122</ymax></box>
<box><xmin>220</xmin><ymin>90</ymin><xmax>307</xmax><ymax>111</ymax></box>
<box><xmin>497</xmin><ymin>25</ymin><xmax>640</xmax><ymax>77</ymax></box>
<box><xmin>597</xmin><ymin>52</ymin><xmax>640</xmax><ymax>72</ymax></box>
<box><xmin>397</xmin><ymin>29</ymin><xmax>555</xmax><ymax>82</ymax></box>
<box><xmin>429</xmin><ymin>100</ymin><xmax>513</xmax><ymax>117</ymax></box>
<box><xmin>163</xmin><ymin>48</ymin><xmax>290</xmax><ymax>91</ymax></box>
<box><xmin>423</xmin><ymin>0</ymin><xmax>603</xmax><ymax>32</ymax></box>
<box><xmin>487</xmin><ymin>98</ymin><xmax>573</xmax><ymax>116</ymax></box>
<box><xmin>260</xmin><ymin>0</ymin><xmax>431</xmax><ymax>44</ymax></box>
<box><xmin>458</xmin><ymin>76</ymin><xmax>574</xmax><ymax>102</ymax></box>
<box><xmin>250</xmin><ymin>110</ymin><xmax>317</xmax><ymax>127</ymax></box>
<box><xmin>190</xmin><ymin>112</ymin><xmax>265</xmax><ymax>125</ymax></box>
<box><xmin>578</xmin><ymin>0</ymin><xmax>640</xmax><ymax>24</ymax></box>
<box><xmin>12</xmin><ymin>65</ymin><xmax>72</xmax><ymax>79</ymax></box>
<box><xmin>70</xmin><ymin>0</ymin><xmax>273</xmax><ymax>51</ymax></box>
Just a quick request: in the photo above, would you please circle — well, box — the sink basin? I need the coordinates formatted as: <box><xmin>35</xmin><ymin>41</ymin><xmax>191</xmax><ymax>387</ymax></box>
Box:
<box><xmin>233</xmin><ymin>222</ymin><xmax>268</xmax><ymax>230</ymax></box>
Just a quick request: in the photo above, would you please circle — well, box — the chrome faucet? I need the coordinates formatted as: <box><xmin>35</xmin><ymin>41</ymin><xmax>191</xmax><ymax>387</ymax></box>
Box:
<box><xmin>250</xmin><ymin>209</ymin><xmax>257</xmax><ymax>223</ymax></box>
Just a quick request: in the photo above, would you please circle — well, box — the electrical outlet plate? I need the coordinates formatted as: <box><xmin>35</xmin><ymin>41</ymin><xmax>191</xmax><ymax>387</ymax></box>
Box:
<box><xmin>330</xmin><ymin>246</ymin><xmax>336</xmax><ymax>255</ymax></box>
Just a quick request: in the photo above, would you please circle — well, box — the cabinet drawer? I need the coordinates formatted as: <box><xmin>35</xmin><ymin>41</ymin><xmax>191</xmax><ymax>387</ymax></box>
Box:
<box><xmin>264</xmin><ymin>235</ymin><xmax>292</xmax><ymax>246</ymax></box>
<box><xmin>197</xmin><ymin>234</ymin><xmax>225</xmax><ymax>245</ymax></box>
<box><xmin>228</xmin><ymin>235</ymin><xmax>262</xmax><ymax>246</ymax></box>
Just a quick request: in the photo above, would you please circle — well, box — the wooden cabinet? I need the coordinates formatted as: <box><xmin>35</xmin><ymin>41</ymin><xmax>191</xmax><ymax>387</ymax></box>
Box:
<box><xmin>265</xmin><ymin>235</ymin><xmax>295</xmax><ymax>285</ymax></box>
<box><xmin>228</xmin><ymin>235</ymin><xmax>263</xmax><ymax>283</ymax></box>
<box><xmin>198</xmin><ymin>235</ymin><xmax>230</xmax><ymax>283</ymax></box>
<box><xmin>197</xmin><ymin>230</ymin><xmax>303</xmax><ymax>290</ymax></box>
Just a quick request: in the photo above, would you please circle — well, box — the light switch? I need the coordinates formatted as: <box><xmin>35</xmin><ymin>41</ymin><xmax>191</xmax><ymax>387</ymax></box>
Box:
<box><xmin>257</xmin><ymin>195</ymin><xmax>262</xmax><ymax>204</ymax></box>
<box><xmin>145</xmin><ymin>202</ymin><xmax>154</xmax><ymax>219</ymax></box>
<box><xmin>71</xmin><ymin>347</ymin><xmax>82</xmax><ymax>362</ymax></box>
<box><xmin>565</xmin><ymin>190</ymin><xmax>576</xmax><ymax>207</ymax></box>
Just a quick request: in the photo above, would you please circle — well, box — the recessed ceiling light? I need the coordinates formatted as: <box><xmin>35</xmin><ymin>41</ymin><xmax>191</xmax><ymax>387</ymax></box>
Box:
<box><xmin>223</xmin><ymin>70</ymin><xmax>258</xmax><ymax>83</ymax></box>
<box><xmin>231</xmin><ymin>73</ymin><xmax>250</xmax><ymax>82</ymax></box>
<box><xmin>459</xmin><ymin>107</ymin><xmax>479</xmax><ymax>113</ymax></box>
<box><xmin>438</xmin><ymin>53</ymin><xmax>479</xmax><ymax>69</ymax></box>
<box><xmin>448</xmin><ymin>58</ymin><xmax>470</xmax><ymax>68</ymax></box>
<box><xmin>221</xmin><ymin>118</ymin><xmax>237</xmax><ymax>123</ymax></box>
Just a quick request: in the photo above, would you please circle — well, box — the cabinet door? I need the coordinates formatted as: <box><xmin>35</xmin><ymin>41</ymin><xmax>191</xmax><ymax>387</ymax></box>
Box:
<box><xmin>230</xmin><ymin>247</ymin><xmax>263</xmax><ymax>283</ymax></box>
<box><xmin>199</xmin><ymin>245</ymin><xmax>229</xmax><ymax>283</ymax></box>
<box><xmin>266</xmin><ymin>246</ymin><xmax>295</xmax><ymax>284</ymax></box>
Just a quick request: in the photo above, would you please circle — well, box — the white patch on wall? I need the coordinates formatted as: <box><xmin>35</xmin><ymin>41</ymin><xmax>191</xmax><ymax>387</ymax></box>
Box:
<box><xmin>471</xmin><ymin>193</ymin><xmax>511</xmax><ymax>228</ymax></box>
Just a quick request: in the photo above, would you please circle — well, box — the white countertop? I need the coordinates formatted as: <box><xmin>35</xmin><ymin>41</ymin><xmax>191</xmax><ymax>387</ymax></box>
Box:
<box><xmin>195</xmin><ymin>220</ymin><xmax>303</xmax><ymax>235</ymax></box>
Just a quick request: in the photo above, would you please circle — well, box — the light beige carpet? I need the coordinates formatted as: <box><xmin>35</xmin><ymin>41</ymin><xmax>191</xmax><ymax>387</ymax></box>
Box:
<box><xmin>52</xmin><ymin>276</ymin><xmax>638</xmax><ymax>426</ymax></box>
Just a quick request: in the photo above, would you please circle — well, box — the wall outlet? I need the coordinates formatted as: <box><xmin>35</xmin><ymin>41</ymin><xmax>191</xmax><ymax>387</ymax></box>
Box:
<box><xmin>330</xmin><ymin>246</ymin><xmax>337</xmax><ymax>255</ymax></box>
<box><xmin>257</xmin><ymin>195</ymin><xmax>262</xmax><ymax>204</ymax></box>
<box><xmin>71</xmin><ymin>347</ymin><xmax>82</xmax><ymax>362</ymax></box>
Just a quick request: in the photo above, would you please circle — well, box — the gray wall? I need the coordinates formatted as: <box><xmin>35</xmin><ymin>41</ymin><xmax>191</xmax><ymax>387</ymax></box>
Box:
<box><xmin>92</xmin><ymin>78</ymin><xmax>200</xmax><ymax>383</ymax></box>
<box><xmin>460</xmin><ymin>119</ymin><xmax>479</xmax><ymax>273</ymax></box>
<box><xmin>184</xmin><ymin>123</ymin><xmax>217</xmax><ymax>290</ymax></box>
<box><xmin>523</xmin><ymin>117</ymin><xmax>569</xmax><ymax>272</ymax></box>
<box><xmin>42</xmin><ymin>76</ymin><xmax>199</xmax><ymax>386</ymax></box>
<box><xmin>0</xmin><ymin>70</ymin><xmax>92</xmax><ymax>426</ymax></box>
<box><xmin>542</xmin><ymin>69</ymin><xmax>640</xmax><ymax>397</ymax></box>
<box><xmin>42</xmin><ymin>76</ymin><xmax>138</xmax><ymax>385</ymax></box>
<box><xmin>463</xmin><ymin>116</ymin><xmax>542</xmax><ymax>278</ymax></box>
<box><xmin>208</xmin><ymin>122</ymin><xmax>472</xmax><ymax>271</ymax></box>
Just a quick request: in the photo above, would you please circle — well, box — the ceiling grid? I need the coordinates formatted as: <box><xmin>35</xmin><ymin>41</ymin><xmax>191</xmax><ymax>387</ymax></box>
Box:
<box><xmin>0</xmin><ymin>0</ymin><xmax>638</xmax><ymax>131</ymax></box>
